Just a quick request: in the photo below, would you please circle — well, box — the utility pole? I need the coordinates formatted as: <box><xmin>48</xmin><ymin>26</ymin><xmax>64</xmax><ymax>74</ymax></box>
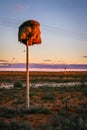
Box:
<box><xmin>18</xmin><ymin>20</ymin><xmax>41</xmax><ymax>109</ymax></box>
<box><xmin>26</xmin><ymin>41</ymin><xmax>29</xmax><ymax>109</ymax></box>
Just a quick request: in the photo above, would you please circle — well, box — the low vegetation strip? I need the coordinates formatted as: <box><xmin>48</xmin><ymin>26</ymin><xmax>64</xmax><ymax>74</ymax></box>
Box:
<box><xmin>0</xmin><ymin>71</ymin><xmax>87</xmax><ymax>83</ymax></box>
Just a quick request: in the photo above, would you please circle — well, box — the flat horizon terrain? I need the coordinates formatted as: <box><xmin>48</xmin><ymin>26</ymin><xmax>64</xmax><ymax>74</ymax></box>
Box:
<box><xmin>0</xmin><ymin>71</ymin><xmax>87</xmax><ymax>129</ymax></box>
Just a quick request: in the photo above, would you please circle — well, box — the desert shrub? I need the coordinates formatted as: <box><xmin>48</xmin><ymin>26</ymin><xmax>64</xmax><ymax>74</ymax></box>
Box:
<box><xmin>30</xmin><ymin>90</ymin><xmax>35</xmax><ymax>97</ymax></box>
<box><xmin>39</xmin><ymin>124</ymin><xmax>52</xmax><ymax>130</ymax></box>
<box><xmin>41</xmin><ymin>93</ymin><xmax>55</xmax><ymax>102</ymax></box>
<box><xmin>0</xmin><ymin>106</ymin><xmax>16</xmax><ymax>118</ymax></box>
<box><xmin>49</xmin><ymin>108</ymin><xmax>87</xmax><ymax>130</ymax></box>
<box><xmin>24</xmin><ymin>106</ymin><xmax>51</xmax><ymax>114</ymax></box>
<box><xmin>75</xmin><ymin>104</ymin><xmax>87</xmax><ymax>115</ymax></box>
<box><xmin>14</xmin><ymin>82</ymin><xmax>23</xmax><ymax>88</ymax></box>
<box><xmin>13</xmin><ymin>97</ymin><xmax>24</xmax><ymax>105</ymax></box>
<box><xmin>0</xmin><ymin>119</ymin><xmax>10</xmax><ymax>130</ymax></box>
<box><xmin>0</xmin><ymin>120</ymin><xmax>34</xmax><ymax>130</ymax></box>
<box><xmin>10</xmin><ymin>121</ymin><xmax>34</xmax><ymax>130</ymax></box>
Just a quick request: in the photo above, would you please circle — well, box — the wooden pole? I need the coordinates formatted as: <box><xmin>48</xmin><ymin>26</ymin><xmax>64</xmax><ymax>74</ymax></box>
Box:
<box><xmin>26</xmin><ymin>41</ymin><xmax>30</xmax><ymax>109</ymax></box>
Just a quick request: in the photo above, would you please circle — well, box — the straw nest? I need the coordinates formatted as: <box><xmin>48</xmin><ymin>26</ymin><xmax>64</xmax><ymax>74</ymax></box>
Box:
<box><xmin>18</xmin><ymin>20</ymin><xmax>41</xmax><ymax>45</ymax></box>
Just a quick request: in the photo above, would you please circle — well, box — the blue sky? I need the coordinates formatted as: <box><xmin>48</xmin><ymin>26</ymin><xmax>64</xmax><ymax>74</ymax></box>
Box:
<box><xmin>0</xmin><ymin>0</ymin><xmax>87</xmax><ymax>65</ymax></box>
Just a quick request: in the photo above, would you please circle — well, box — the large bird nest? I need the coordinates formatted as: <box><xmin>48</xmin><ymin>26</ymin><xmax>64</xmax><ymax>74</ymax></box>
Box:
<box><xmin>18</xmin><ymin>20</ymin><xmax>41</xmax><ymax>45</ymax></box>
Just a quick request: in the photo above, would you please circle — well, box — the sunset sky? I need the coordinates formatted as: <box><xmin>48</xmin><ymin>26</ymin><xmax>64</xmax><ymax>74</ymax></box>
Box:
<box><xmin>0</xmin><ymin>0</ymin><xmax>87</xmax><ymax>65</ymax></box>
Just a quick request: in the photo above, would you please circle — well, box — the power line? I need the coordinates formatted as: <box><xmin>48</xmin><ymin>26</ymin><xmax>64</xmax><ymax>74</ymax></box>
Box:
<box><xmin>0</xmin><ymin>16</ymin><xmax>87</xmax><ymax>40</ymax></box>
<box><xmin>41</xmin><ymin>25</ymin><xmax>87</xmax><ymax>41</ymax></box>
<box><xmin>42</xmin><ymin>24</ymin><xmax>87</xmax><ymax>37</ymax></box>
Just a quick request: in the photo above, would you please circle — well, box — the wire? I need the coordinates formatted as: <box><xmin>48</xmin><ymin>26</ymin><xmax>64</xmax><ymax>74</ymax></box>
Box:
<box><xmin>0</xmin><ymin>16</ymin><xmax>87</xmax><ymax>40</ymax></box>
<box><xmin>42</xmin><ymin>25</ymin><xmax>87</xmax><ymax>38</ymax></box>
